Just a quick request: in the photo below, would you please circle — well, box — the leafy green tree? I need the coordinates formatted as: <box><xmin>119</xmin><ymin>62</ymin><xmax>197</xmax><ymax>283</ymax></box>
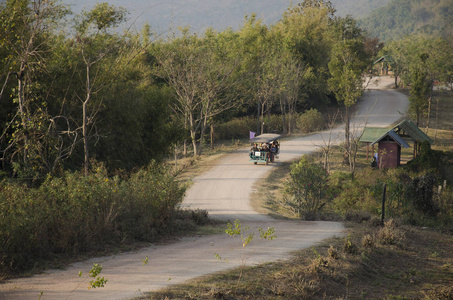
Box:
<box><xmin>0</xmin><ymin>0</ymin><xmax>68</xmax><ymax>181</ymax></box>
<box><xmin>409</xmin><ymin>54</ymin><xmax>432</xmax><ymax>126</ymax></box>
<box><xmin>278</xmin><ymin>0</ymin><xmax>335</xmax><ymax>108</ymax></box>
<box><xmin>328</xmin><ymin>16</ymin><xmax>369</xmax><ymax>173</ymax></box>
<box><xmin>284</xmin><ymin>156</ymin><xmax>330</xmax><ymax>220</ymax></box>
<box><xmin>328</xmin><ymin>39</ymin><xmax>366</xmax><ymax>165</ymax></box>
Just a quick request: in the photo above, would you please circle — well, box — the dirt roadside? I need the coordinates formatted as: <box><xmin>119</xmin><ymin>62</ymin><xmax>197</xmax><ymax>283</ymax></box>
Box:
<box><xmin>0</xmin><ymin>76</ymin><xmax>407</xmax><ymax>300</ymax></box>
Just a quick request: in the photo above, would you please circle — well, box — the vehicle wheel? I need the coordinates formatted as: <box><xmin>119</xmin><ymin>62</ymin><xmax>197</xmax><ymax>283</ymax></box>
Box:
<box><xmin>254</xmin><ymin>162</ymin><xmax>257</xmax><ymax>165</ymax></box>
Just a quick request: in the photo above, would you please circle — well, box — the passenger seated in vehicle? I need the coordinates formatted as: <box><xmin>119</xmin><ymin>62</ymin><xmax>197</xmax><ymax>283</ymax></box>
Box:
<box><xmin>270</xmin><ymin>143</ymin><xmax>276</xmax><ymax>153</ymax></box>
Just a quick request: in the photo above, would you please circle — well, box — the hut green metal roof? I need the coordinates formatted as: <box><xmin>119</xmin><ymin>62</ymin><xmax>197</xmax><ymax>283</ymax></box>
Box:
<box><xmin>373</xmin><ymin>55</ymin><xmax>393</xmax><ymax>65</ymax></box>
<box><xmin>370</xmin><ymin>130</ymin><xmax>410</xmax><ymax>148</ymax></box>
<box><xmin>359</xmin><ymin>127</ymin><xmax>391</xmax><ymax>143</ymax></box>
<box><xmin>359</xmin><ymin>119</ymin><xmax>431</xmax><ymax>146</ymax></box>
<box><xmin>394</xmin><ymin>120</ymin><xmax>432</xmax><ymax>143</ymax></box>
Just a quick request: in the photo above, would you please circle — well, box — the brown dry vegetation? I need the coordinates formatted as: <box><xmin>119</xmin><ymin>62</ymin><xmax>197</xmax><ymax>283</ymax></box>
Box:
<box><xmin>144</xmin><ymin>220</ymin><xmax>453</xmax><ymax>299</ymax></box>
<box><xmin>143</xmin><ymin>90</ymin><xmax>453</xmax><ymax>300</ymax></box>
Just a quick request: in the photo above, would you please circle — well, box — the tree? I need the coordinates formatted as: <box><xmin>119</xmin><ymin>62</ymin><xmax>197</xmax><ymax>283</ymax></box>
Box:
<box><xmin>328</xmin><ymin>39</ymin><xmax>367</xmax><ymax>165</ymax></box>
<box><xmin>328</xmin><ymin>16</ymin><xmax>369</xmax><ymax>168</ymax></box>
<box><xmin>284</xmin><ymin>156</ymin><xmax>330</xmax><ymax>220</ymax></box>
<box><xmin>73</xmin><ymin>2</ymin><xmax>127</xmax><ymax>175</ymax></box>
<box><xmin>409</xmin><ymin>54</ymin><xmax>432</xmax><ymax>126</ymax></box>
<box><xmin>153</xmin><ymin>29</ymin><xmax>240</xmax><ymax>156</ymax></box>
<box><xmin>0</xmin><ymin>0</ymin><xmax>68</xmax><ymax>180</ymax></box>
<box><xmin>278</xmin><ymin>0</ymin><xmax>335</xmax><ymax>108</ymax></box>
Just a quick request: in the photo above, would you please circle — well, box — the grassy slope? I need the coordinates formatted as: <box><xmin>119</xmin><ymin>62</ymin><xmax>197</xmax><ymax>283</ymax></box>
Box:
<box><xmin>143</xmin><ymin>89</ymin><xmax>453</xmax><ymax>299</ymax></box>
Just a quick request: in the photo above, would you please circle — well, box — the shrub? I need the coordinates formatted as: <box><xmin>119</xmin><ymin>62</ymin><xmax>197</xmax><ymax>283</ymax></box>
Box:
<box><xmin>376</xmin><ymin>219</ymin><xmax>405</xmax><ymax>245</ymax></box>
<box><xmin>328</xmin><ymin>245</ymin><xmax>340</xmax><ymax>260</ymax></box>
<box><xmin>215</xmin><ymin>117</ymin><xmax>257</xmax><ymax>140</ymax></box>
<box><xmin>284</xmin><ymin>156</ymin><xmax>331</xmax><ymax>220</ymax></box>
<box><xmin>404</xmin><ymin>172</ymin><xmax>438</xmax><ymax>217</ymax></box>
<box><xmin>405</xmin><ymin>141</ymin><xmax>441</xmax><ymax>172</ymax></box>
<box><xmin>215</xmin><ymin>115</ymin><xmax>285</xmax><ymax>141</ymax></box>
<box><xmin>361</xmin><ymin>234</ymin><xmax>375</xmax><ymax>249</ymax></box>
<box><xmin>343</xmin><ymin>234</ymin><xmax>358</xmax><ymax>255</ymax></box>
<box><xmin>0</xmin><ymin>161</ymin><xmax>186</xmax><ymax>274</ymax></box>
<box><xmin>296</xmin><ymin>109</ymin><xmax>325</xmax><ymax>133</ymax></box>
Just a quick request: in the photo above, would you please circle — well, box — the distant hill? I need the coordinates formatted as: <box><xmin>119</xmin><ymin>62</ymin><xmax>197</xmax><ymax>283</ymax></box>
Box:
<box><xmin>358</xmin><ymin>0</ymin><xmax>453</xmax><ymax>41</ymax></box>
<box><xmin>331</xmin><ymin>0</ymin><xmax>390</xmax><ymax>18</ymax></box>
<box><xmin>64</xmin><ymin>0</ymin><xmax>389</xmax><ymax>33</ymax></box>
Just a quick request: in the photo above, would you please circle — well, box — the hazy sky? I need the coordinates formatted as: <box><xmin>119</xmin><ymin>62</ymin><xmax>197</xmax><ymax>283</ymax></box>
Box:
<box><xmin>63</xmin><ymin>0</ymin><xmax>294</xmax><ymax>34</ymax></box>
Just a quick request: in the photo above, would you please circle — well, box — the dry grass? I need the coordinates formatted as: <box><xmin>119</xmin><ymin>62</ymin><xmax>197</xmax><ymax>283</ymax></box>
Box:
<box><xmin>143</xmin><ymin>221</ymin><xmax>453</xmax><ymax>299</ymax></box>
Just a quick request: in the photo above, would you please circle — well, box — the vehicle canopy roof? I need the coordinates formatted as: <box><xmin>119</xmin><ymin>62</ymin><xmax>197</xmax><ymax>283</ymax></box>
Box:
<box><xmin>250</xmin><ymin>133</ymin><xmax>281</xmax><ymax>144</ymax></box>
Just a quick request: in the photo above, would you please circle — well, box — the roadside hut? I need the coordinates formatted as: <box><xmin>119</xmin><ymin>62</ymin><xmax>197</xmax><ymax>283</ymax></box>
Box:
<box><xmin>359</xmin><ymin>120</ymin><xmax>432</xmax><ymax>169</ymax></box>
<box><xmin>370</xmin><ymin>130</ymin><xmax>409</xmax><ymax>168</ymax></box>
<box><xmin>373</xmin><ymin>55</ymin><xmax>393</xmax><ymax>75</ymax></box>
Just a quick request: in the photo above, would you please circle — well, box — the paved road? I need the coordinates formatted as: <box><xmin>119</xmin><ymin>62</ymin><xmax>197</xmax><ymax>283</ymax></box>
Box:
<box><xmin>0</xmin><ymin>76</ymin><xmax>408</xmax><ymax>300</ymax></box>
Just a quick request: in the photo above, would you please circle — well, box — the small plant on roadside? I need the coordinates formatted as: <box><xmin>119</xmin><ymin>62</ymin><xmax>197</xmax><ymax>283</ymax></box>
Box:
<box><xmin>376</xmin><ymin>219</ymin><xmax>405</xmax><ymax>245</ymax></box>
<box><xmin>308</xmin><ymin>248</ymin><xmax>329</xmax><ymax>275</ymax></box>
<box><xmin>225</xmin><ymin>219</ymin><xmax>276</xmax><ymax>247</ymax></box>
<box><xmin>88</xmin><ymin>263</ymin><xmax>108</xmax><ymax>289</ymax></box>
<box><xmin>328</xmin><ymin>245</ymin><xmax>340</xmax><ymax>260</ymax></box>
<box><xmin>223</xmin><ymin>219</ymin><xmax>276</xmax><ymax>289</ymax></box>
<box><xmin>258</xmin><ymin>226</ymin><xmax>277</xmax><ymax>240</ymax></box>
<box><xmin>361</xmin><ymin>234</ymin><xmax>375</xmax><ymax>249</ymax></box>
<box><xmin>225</xmin><ymin>219</ymin><xmax>254</xmax><ymax>247</ymax></box>
<box><xmin>343</xmin><ymin>234</ymin><xmax>358</xmax><ymax>255</ymax></box>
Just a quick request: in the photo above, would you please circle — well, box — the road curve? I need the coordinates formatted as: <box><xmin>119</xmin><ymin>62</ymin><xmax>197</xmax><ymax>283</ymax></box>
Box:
<box><xmin>0</xmin><ymin>77</ymin><xmax>408</xmax><ymax>300</ymax></box>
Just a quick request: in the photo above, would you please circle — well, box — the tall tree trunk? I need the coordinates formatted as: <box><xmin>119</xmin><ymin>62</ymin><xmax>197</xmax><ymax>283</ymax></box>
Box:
<box><xmin>210</xmin><ymin>121</ymin><xmax>214</xmax><ymax>150</ymax></box>
<box><xmin>425</xmin><ymin>96</ymin><xmax>431</xmax><ymax>135</ymax></box>
<box><xmin>189</xmin><ymin>113</ymin><xmax>198</xmax><ymax>156</ymax></box>
<box><xmin>17</xmin><ymin>74</ymin><xmax>28</xmax><ymax>164</ymax></box>
<box><xmin>198</xmin><ymin>123</ymin><xmax>207</xmax><ymax>156</ymax></box>
<box><xmin>190</xmin><ymin>129</ymin><xmax>198</xmax><ymax>157</ymax></box>
<box><xmin>260</xmin><ymin>102</ymin><xmax>265</xmax><ymax>135</ymax></box>
<box><xmin>83</xmin><ymin>99</ymin><xmax>89</xmax><ymax>176</ymax></box>
<box><xmin>280</xmin><ymin>96</ymin><xmax>287</xmax><ymax>136</ymax></box>
<box><xmin>434</xmin><ymin>99</ymin><xmax>439</xmax><ymax>143</ymax></box>
<box><xmin>83</xmin><ymin>64</ymin><xmax>91</xmax><ymax>176</ymax></box>
<box><xmin>344</xmin><ymin>106</ymin><xmax>350</xmax><ymax>165</ymax></box>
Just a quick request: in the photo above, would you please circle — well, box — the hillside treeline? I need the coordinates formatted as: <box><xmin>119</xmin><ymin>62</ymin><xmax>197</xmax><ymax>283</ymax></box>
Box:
<box><xmin>359</xmin><ymin>0</ymin><xmax>453</xmax><ymax>41</ymax></box>
<box><xmin>0</xmin><ymin>0</ymin><xmax>379</xmax><ymax>180</ymax></box>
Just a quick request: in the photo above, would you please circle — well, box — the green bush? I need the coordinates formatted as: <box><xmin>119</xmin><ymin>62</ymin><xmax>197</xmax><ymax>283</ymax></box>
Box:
<box><xmin>331</xmin><ymin>169</ymin><xmax>385</xmax><ymax>217</ymax></box>
<box><xmin>404</xmin><ymin>172</ymin><xmax>438</xmax><ymax>217</ymax></box>
<box><xmin>330</xmin><ymin>166</ymin><xmax>452</xmax><ymax>227</ymax></box>
<box><xmin>215</xmin><ymin>115</ymin><xmax>285</xmax><ymax>141</ymax></box>
<box><xmin>0</xmin><ymin>161</ymin><xmax>185</xmax><ymax>274</ymax></box>
<box><xmin>214</xmin><ymin>110</ymin><xmax>325</xmax><ymax>141</ymax></box>
<box><xmin>296</xmin><ymin>109</ymin><xmax>325</xmax><ymax>133</ymax></box>
<box><xmin>215</xmin><ymin>117</ymin><xmax>257</xmax><ymax>140</ymax></box>
<box><xmin>284</xmin><ymin>156</ymin><xmax>331</xmax><ymax>220</ymax></box>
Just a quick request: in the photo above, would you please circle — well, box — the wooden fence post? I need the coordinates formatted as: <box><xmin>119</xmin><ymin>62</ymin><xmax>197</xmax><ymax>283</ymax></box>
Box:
<box><xmin>381</xmin><ymin>183</ymin><xmax>387</xmax><ymax>225</ymax></box>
